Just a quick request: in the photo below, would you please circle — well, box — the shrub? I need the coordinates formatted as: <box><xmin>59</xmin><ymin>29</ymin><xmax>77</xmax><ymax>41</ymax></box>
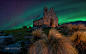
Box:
<box><xmin>30</xmin><ymin>28</ymin><xmax>44</xmax><ymax>43</ymax></box>
<box><xmin>23</xmin><ymin>26</ymin><xmax>27</xmax><ymax>28</ymax></box>
<box><xmin>67</xmin><ymin>23</ymin><xmax>86</xmax><ymax>32</ymax></box>
<box><xmin>32</xmin><ymin>28</ymin><xmax>44</xmax><ymax>37</ymax></box>
<box><xmin>58</xmin><ymin>23</ymin><xmax>86</xmax><ymax>35</ymax></box>
<box><xmin>70</xmin><ymin>31</ymin><xmax>86</xmax><ymax>54</ymax></box>
<box><xmin>58</xmin><ymin>25</ymin><xmax>71</xmax><ymax>35</ymax></box>
<box><xmin>29</xmin><ymin>26</ymin><xmax>31</xmax><ymax>28</ymax></box>
<box><xmin>28</xmin><ymin>28</ymin><xmax>78</xmax><ymax>54</ymax></box>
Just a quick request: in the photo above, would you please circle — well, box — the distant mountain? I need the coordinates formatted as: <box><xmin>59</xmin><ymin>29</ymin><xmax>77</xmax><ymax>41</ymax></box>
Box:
<box><xmin>62</xmin><ymin>21</ymin><xmax>86</xmax><ymax>25</ymax></box>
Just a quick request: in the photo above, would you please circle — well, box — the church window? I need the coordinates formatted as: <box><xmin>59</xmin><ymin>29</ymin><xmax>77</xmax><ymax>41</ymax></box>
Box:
<box><xmin>39</xmin><ymin>23</ymin><xmax>41</xmax><ymax>25</ymax></box>
<box><xmin>35</xmin><ymin>24</ymin><xmax>36</xmax><ymax>26</ymax></box>
<box><xmin>45</xmin><ymin>9</ymin><xmax>47</xmax><ymax>12</ymax></box>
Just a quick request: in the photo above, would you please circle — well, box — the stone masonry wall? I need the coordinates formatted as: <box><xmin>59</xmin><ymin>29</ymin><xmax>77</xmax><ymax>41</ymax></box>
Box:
<box><xmin>33</xmin><ymin>7</ymin><xmax>58</xmax><ymax>27</ymax></box>
<box><xmin>33</xmin><ymin>19</ymin><xmax>43</xmax><ymax>27</ymax></box>
<box><xmin>43</xmin><ymin>7</ymin><xmax>58</xmax><ymax>27</ymax></box>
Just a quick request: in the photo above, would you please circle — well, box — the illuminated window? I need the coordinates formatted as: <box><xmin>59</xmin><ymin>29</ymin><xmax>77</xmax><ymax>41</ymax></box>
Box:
<box><xmin>39</xmin><ymin>23</ymin><xmax>41</xmax><ymax>25</ymax></box>
<box><xmin>35</xmin><ymin>24</ymin><xmax>36</xmax><ymax>26</ymax></box>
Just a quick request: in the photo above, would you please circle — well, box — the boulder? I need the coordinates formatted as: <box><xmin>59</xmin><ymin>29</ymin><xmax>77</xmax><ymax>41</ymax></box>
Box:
<box><xmin>18</xmin><ymin>33</ymin><xmax>22</xmax><ymax>35</ymax></box>
<box><xmin>23</xmin><ymin>36</ymin><xmax>33</xmax><ymax>38</ymax></box>
<box><xmin>10</xmin><ymin>33</ymin><xmax>14</xmax><ymax>35</ymax></box>
<box><xmin>0</xmin><ymin>31</ymin><xmax>3</xmax><ymax>34</ymax></box>
<box><xmin>0</xmin><ymin>35</ymin><xmax>15</xmax><ymax>52</ymax></box>
<box><xmin>24</xmin><ymin>40</ymin><xmax>30</xmax><ymax>47</ymax></box>
<box><xmin>4</xmin><ymin>43</ymin><xmax>22</xmax><ymax>54</ymax></box>
<box><xmin>0</xmin><ymin>33</ymin><xmax>6</xmax><ymax>36</ymax></box>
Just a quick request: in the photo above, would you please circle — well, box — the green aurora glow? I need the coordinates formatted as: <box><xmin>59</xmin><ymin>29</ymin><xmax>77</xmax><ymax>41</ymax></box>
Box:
<box><xmin>0</xmin><ymin>0</ymin><xmax>86</xmax><ymax>30</ymax></box>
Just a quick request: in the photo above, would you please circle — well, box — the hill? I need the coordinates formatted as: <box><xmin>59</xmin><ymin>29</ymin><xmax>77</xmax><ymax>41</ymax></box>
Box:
<box><xmin>61</xmin><ymin>21</ymin><xmax>86</xmax><ymax>26</ymax></box>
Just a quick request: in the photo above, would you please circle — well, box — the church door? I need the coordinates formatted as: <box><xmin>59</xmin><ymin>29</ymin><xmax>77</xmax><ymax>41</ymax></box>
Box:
<box><xmin>50</xmin><ymin>19</ymin><xmax>53</xmax><ymax>27</ymax></box>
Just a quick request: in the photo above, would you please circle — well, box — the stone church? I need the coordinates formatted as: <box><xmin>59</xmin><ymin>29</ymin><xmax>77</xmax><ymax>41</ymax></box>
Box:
<box><xmin>33</xmin><ymin>7</ymin><xmax>58</xmax><ymax>27</ymax></box>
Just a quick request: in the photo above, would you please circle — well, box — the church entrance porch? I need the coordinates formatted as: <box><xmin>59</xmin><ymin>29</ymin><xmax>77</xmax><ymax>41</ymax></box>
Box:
<box><xmin>50</xmin><ymin>19</ymin><xmax>54</xmax><ymax>27</ymax></box>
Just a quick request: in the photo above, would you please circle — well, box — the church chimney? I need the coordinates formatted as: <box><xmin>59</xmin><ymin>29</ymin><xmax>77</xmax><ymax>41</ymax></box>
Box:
<box><xmin>43</xmin><ymin>7</ymin><xmax>48</xmax><ymax>16</ymax></box>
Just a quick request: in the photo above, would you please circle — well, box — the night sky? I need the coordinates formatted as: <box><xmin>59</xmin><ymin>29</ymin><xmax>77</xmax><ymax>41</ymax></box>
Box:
<box><xmin>0</xmin><ymin>0</ymin><xmax>86</xmax><ymax>30</ymax></box>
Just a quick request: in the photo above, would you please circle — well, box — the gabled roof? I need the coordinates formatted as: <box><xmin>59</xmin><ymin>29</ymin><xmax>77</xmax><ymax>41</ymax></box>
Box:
<box><xmin>33</xmin><ymin>7</ymin><xmax>58</xmax><ymax>22</ymax></box>
<box><xmin>33</xmin><ymin>14</ymin><xmax>43</xmax><ymax>21</ymax></box>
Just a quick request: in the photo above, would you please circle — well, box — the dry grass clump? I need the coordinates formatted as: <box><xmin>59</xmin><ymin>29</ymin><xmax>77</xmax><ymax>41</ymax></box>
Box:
<box><xmin>32</xmin><ymin>28</ymin><xmax>44</xmax><ymax>37</ymax></box>
<box><xmin>58</xmin><ymin>25</ymin><xmax>70</xmax><ymax>35</ymax></box>
<box><xmin>30</xmin><ymin>28</ymin><xmax>44</xmax><ymax>43</ymax></box>
<box><xmin>67</xmin><ymin>23</ymin><xmax>86</xmax><ymax>32</ymax></box>
<box><xmin>70</xmin><ymin>31</ymin><xmax>86</xmax><ymax>54</ymax></box>
<box><xmin>70</xmin><ymin>31</ymin><xmax>86</xmax><ymax>42</ymax></box>
<box><xmin>28</xmin><ymin>28</ymin><xmax>78</xmax><ymax>54</ymax></box>
<box><xmin>58</xmin><ymin>23</ymin><xmax>86</xmax><ymax>35</ymax></box>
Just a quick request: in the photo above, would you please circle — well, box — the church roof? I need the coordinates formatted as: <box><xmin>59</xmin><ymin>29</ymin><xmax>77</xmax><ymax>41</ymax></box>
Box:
<box><xmin>33</xmin><ymin>14</ymin><xmax>43</xmax><ymax>21</ymax></box>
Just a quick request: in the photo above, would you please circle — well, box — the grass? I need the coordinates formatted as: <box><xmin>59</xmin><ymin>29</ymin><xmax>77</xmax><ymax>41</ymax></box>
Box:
<box><xmin>43</xmin><ymin>27</ymin><xmax>51</xmax><ymax>36</ymax></box>
<box><xmin>1</xmin><ymin>24</ymin><xmax>86</xmax><ymax>54</ymax></box>
<box><xmin>0</xmin><ymin>28</ymin><xmax>32</xmax><ymax>44</ymax></box>
<box><xmin>57</xmin><ymin>23</ymin><xmax>86</xmax><ymax>36</ymax></box>
<box><xmin>1</xmin><ymin>28</ymin><xmax>32</xmax><ymax>35</ymax></box>
<box><xmin>28</xmin><ymin>28</ymin><xmax>78</xmax><ymax>54</ymax></box>
<box><xmin>15</xmin><ymin>38</ymin><xmax>30</xmax><ymax>43</ymax></box>
<box><xmin>21</xmin><ymin>33</ymin><xmax>32</xmax><ymax>37</ymax></box>
<box><xmin>0</xmin><ymin>27</ymin><xmax>51</xmax><ymax>44</ymax></box>
<box><xmin>67</xmin><ymin>23</ymin><xmax>86</xmax><ymax>32</ymax></box>
<box><xmin>69</xmin><ymin>31</ymin><xmax>86</xmax><ymax>54</ymax></box>
<box><xmin>30</xmin><ymin>28</ymin><xmax>44</xmax><ymax>44</ymax></box>
<box><xmin>32</xmin><ymin>28</ymin><xmax>44</xmax><ymax>37</ymax></box>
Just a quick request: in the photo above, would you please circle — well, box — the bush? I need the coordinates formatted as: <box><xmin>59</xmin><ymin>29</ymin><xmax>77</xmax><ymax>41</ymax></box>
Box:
<box><xmin>29</xmin><ymin>26</ymin><xmax>31</xmax><ymax>28</ymax></box>
<box><xmin>32</xmin><ymin>28</ymin><xmax>44</xmax><ymax>37</ymax></box>
<box><xmin>58</xmin><ymin>25</ymin><xmax>71</xmax><ymax>35</ymax></box>
<box><xmin>70</xmin><ymin>31</ymin><xmax>86</xmax><ymax>54</ymax></box>
<box><xmin>23</xmin><ymin>26</ymin><xmax>27</xmax><ymax>28</ymax></box>
<box><xmin>67</xmin><ymin>23</ymin><xmax>86</xmax><ymax>32</ymax></box>
<box><xmin>30</xmin><ymin>28</ymin><xmax>44</xmax><ymax>43</ymax></box>
<box><xmin>58</xmin><ymin>23</ymin><xmax>86</xmax><ymax>35</ymax></box>
<box><xmin>28</xmin><ymin>28</ymin><xmax>78</xmax><ymax>54</ymax></box>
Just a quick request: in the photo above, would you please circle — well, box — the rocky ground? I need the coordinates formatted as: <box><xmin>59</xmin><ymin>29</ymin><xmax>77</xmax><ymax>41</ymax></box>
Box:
<box><xmin>0</xmin><ymin>26</ymin><xmax>58</xmax><ymax>54</ymax></box>
<box><xmin>0</xmin><ymin>27</ymin><xmax>35</xmax><ymax>54</ymax></box>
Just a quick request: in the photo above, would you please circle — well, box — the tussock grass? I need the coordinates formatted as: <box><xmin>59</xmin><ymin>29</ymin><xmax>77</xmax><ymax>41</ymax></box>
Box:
<box><xmin>28</xmin><ymin>28</ymin><xmax>78</xmax><ymax>54</ymax></box>
<box><xmin>30</xmin><ymin>28</ymin><xmax>44</xmax><ymax>43</ymax></box>
<box><xmin>70</xmin><ymin>31</ymin><xmax>86</xmax><ymax>42</ymax></box>
<box><xmin>70</xmin><ymin>31</ymin><xmax>86</xmax><ymax>54</ymax></box>
<box><xmin>67</xmin><ymin>23</ymin><xmax>86</xmax><ymax>32</ymax></box>
<box><xmin>58</xmin><ymin>23</ymin><xmax>86</xmax><ymax>35</ymax></box>
<box><xmin>32</xmin><ymin>28</ymin><xmax>44</xmax><ymax>37</ymax></box>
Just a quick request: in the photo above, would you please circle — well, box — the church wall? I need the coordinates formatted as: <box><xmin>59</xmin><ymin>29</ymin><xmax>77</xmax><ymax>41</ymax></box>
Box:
<box><xmin>43</xmin><ymin>8</ymin><xmax>58</xmax><ymax>27</ymax></box>
<box><xmin>33</xmin><ymin>7</ymin><xmax>58</xmax><ymax>27</ymax></box>
<box><xmin>33</xmin><ymin>19</ymin><xmax>43</xmax><ymax>27</ymax></box>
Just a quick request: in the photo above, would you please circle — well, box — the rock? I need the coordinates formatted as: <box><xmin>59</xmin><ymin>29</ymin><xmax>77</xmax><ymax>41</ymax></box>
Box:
<box><xmin>32</xmin><ymin>27</ymin><xmax>37</xmax><ymax>29</ymax></box>
<box><xmin>28</xmin><ymin>27</ymin><xmax>37</xmax><ymax>31</ymax></box>
<box><xmin>24</xmin><ymin>40</ymin><xmax>30</xmax><ymax>47</ymax></box>
<box><xmin>17</xmin><ymin>41</ymin><xmax>24</xmax><ymax>43</ymax></box>
<box><xmin>0</xmin><ymin>33</ymin><xmax>6</xmax><ymax>36</ymax></box>
<box><xmin>25</xmin><ymin>44</ymin><xmax>32</xmax><ymax>51</ymax></box>
<box><xmin>23</xmin><ymin>36</ymin><xmax>33</xmax><ymax>38</ymax></box>
<box><xmin>17</xmin><ymin>41</ymin><xmax>25</xmax><ymax>47</ymax></box>
<box><xmin>0</xmin><ymin>31</ymin><xmax>7</xmax><ymax>36</ymax></box>
<box><xmin>0</xmin><ymin>31</ymin><xmax>2</xmax><ymax>33</ymax></box>
<box><xmin>4</xmin><ymin>43</ymin><xmax>22</xmax><ymax>54</ymax></box>
<box><xmin>0</xmin><ymin>31</ymin><xmax>4</xmax><ymax>34</ymax></box>
<box><xmin>0</xmin><ymin>35</ymin><xmax>15</xmax><ymax>52</ymax></box>
<box><xmin>27</xmin><ymin>30</ymin><xmax>30</xmax><ymax>31</ymax></box>
<box><xmin>10</xmin><ymin>33</ymin><xmax>14</xmax><ymax>35</ymax></box>
<box><xmin>18</xmin><ymin>33</ymin><xmax>22</xmax><ymax>35</ymax></box>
